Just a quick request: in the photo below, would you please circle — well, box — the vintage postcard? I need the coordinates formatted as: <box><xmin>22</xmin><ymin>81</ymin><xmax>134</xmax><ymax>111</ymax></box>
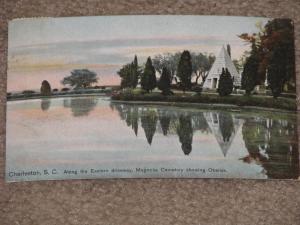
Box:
<box><xmin>6</xmin><ymin>15</ymin><xmax>298</xmax><ymax>182</ymax></box>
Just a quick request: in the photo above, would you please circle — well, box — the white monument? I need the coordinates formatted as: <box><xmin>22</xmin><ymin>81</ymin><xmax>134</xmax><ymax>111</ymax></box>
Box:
<box><xmin>203</xmin><ymin>46</ymin><xmax>241</xmax><ymax>89</ymax></box>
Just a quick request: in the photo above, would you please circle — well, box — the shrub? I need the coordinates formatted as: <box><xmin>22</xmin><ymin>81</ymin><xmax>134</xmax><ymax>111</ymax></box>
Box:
<box><xmin>40</xmin><ymin>80</ymin><xmax>51</xmax><ymax>96</ymax></box>
<box><xmin>157</xmin><ymin>67</ymin><xmax>172</xmax><ymax>95</ymax></box>
<box><xmin>132</xmin><ymin>88</ymin><xmax>146</xmax><ymax>95</ymax></box>
<box><xmin>111</xmin><ymin>92</ymin><xmax>296</xmax><ymax>111</ymax></box>
<box><xmin>218</xmin><ymin>68</ymin><xmax>233</xmax><ymax>96</ymax></box>
<box><xmin>22</xmin><ymin>90</ymin><xmax>36</xmax><ymax>94</ymax></box>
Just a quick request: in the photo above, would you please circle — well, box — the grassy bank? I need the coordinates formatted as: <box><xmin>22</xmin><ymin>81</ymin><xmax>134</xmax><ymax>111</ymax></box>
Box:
<box><xmin>111</xmin><ymin>91</ymin><xmax>297</xmax><ymax>111</ymax></box>
<box><xmin>7</xmin><ymin>88</ymin><xmax>112</xmax><ymax>101</ymax></box>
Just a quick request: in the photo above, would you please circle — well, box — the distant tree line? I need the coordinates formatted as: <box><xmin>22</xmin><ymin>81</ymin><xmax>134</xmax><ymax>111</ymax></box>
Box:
<box><xmin>117</xmin><ymin>51</ymin><xmax>216</xmax><ymax>95</ymax></box>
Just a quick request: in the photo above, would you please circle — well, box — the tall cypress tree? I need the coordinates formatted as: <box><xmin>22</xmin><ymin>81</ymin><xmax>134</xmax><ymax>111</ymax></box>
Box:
<box><xmin>267</xmin><ymin>45</ymin><xmax>286</xmax><ymax>98</ymax></box>
<box><xmin>241</xmin><ymin>42</ymin><xmax>260</xmax><ymax>95</ymax></box>
<box><xmin>131</xmin><ymin>55</ymin><xmax>139</xmax><ymax>88</ymax></box>
<box><xmin>141</xmin><ymin>57</ymin><xmax>156</xmax><ymax>92</ymax></box>
<box><xmin>157</xmin><ymin>67</ymin><xmax>171</xmax><ymax>95</ymax></box>
<box><xmin>40</xmin><ymin>80</ymin><xmax>51</xmax><ymax>96</ymax></box>
<box><xmin>262</xmin><ymin>19</ymin><xmax>295</xmax><ymax>95</ymax></box>
<box><xmin>117</xmin><ymin>55</ymin><xmax>140</xmax><ymax>89</ymax></box>
<box><xmin>177</xmin><ymin>50</ymin><xmax>192</xmax><ymax>92</ymax></box>
<box><xmin>218</xmin><ymin>68</ymin><xmax>233</xmax><ymax>96</ymax></box>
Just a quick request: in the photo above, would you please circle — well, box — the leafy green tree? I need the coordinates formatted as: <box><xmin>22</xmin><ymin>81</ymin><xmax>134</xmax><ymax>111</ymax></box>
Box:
<box><xmin>141</xmin><ymin>57</ymin><xmax>156</xmax><ymax>92</ymax></box>
<box><xmin>239</xmin><ymin>19</ymin><xmax>295</xmax><ymax>95</ymax></box>
<box><xmin>62</xmin><ymin>69</ymin><xmax>98</xmax><ymax>89</ymax></box>
<box><xmin>177</xmin><ymin>50</ymin><xmax>192</xmax><ymax>92</ymax></box>
<box><xmin>118</xmin><ymin>63</ymin><xmax>132</xmax><ymax>88</ymax></box>
<box><xmin>131</xmin><ymin>55</ymin><xmax>140</xmax><ymax>88</ymax></box>
<box><xmin>152</xmin><ymin>52</ymin><xmax>181</xmax><ymax>82</ymax></box>
<box><xmin>241</xmin><ymin>42</ymin><xmax>260</xmax><ymax>95</ymax></box>
<box><xmin>40</xmin><ymin>80</ymin><xmax>51</xmax><ymax>96</ymax></box>
<box><xmin>118</xmin><ymin>55</ymin><xmax>141</xmax><ymax>89</ymax></box>
<box><xmin>218</xmin><ymin>68</ymin><xmax>233</xmax><ymax>96</ymax></box>
<box><xmin>267</xmin><ymin>46</ymin><xmax>286</xmax><ymax>98</ymax></box>
<box><xmin>232</xmin><ymin>58</ymin><xmax>244</xmax><ymax>74</ymax></box>
<box><xmin>157</xmin><ymin>67</ymin><xmax>172</xmax><ymax>95</ymax></box>
<box><xmin>191</xmin><ymin>52</ymin><xmax>215</xmax><ymax>85</ymax></box>
<box><xmin>263</xmin><ymin>19</ymin><xmax>295</xmax><ymax>97</ymax></box>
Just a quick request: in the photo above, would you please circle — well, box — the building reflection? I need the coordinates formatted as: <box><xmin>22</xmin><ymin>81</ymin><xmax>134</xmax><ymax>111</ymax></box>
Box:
<box><xmin>110</xmin><ymin>102</ymin><xmax>299</xmax><ymax>179</ymax></box>
<box><xmin>204</xmin><ymin>112</ymin><xmax>241</xmax><ymax>156</ymax></box>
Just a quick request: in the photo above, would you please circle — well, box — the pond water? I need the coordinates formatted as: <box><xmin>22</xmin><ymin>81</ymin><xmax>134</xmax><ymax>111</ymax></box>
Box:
<box><xmin>6</xmin><ymin>96</ymin><xmax>299</xmax><ymax>181</ymax></box>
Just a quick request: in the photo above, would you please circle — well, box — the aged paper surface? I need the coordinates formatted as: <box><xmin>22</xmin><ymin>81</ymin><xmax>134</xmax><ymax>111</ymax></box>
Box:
<box><xmin>1</xmin><ymin>1</ymin><xmax>300</xmax><ymax>225</ymax></box>
<box><xmin>5</xmin><ymin>15</ymin><xmax>298</xmax><ymax>182</ymax></box>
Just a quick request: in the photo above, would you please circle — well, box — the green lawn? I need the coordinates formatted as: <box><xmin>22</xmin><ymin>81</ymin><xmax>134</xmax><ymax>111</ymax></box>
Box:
<box><xmin>112</xmin><ymin>89</ymin><xmax>297</xmax><ymax>111</ymax></box>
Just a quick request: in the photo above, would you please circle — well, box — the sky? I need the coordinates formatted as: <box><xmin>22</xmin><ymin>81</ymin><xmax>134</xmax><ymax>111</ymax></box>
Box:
<box><xmin>7</xmin><ymin>15</ymin><xmax>270</xmax><ymax>92</ymax></box>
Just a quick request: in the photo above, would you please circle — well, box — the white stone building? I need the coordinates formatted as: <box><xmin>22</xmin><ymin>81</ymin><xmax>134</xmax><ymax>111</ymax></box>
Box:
<box><xmin>203</xmin><ymin>46</ymin><xmax>241</xmax><ymax>89</ymax></box>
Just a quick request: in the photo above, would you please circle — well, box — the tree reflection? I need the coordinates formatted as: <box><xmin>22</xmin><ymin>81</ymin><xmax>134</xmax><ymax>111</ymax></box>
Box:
<box><xmin>141</xmin><ymin>109</ymin><xmax>158</xmax><ymax>145</ymax></box>
<box><xmin>219</xmin><ymin>112</ymin><xmax>234</xmax><ymax>142</ymax></box>
<box><xmin>64</xmin><ymin>97</ymin><xmax>98</xmax><ymax>117</ymax></box>
<box><xmin>204</xmin><ymin>112</ymin><xmax>237</xmax><ymax>156</ymax></box>
<box><xmin>125</xmin><ymin>106</ymin><xmax>139</xmax><ymax>136</ymax></box>
<box><xmin>41</xmin><ymin>99</ymin><xmax>51</xmax><ymax>111</ymax></box>
<box><xmin>110</xmin><ymin>103</ymin><xmax>139</xmax><ymax>136</ymax></box>
<box><xmin>177</xmin><ymin>115</ymin><xmax>193</xmax><ymax>155</ymax></box>
<box><xmin>242</xmin><ymin>117</ymin><xmax>299</xmax><ymax>179</ymax></box>
<box><xmin>158</xmin><ymin>110</ymin><xmax>171</xmax><ymax>136</ymax></box>
<box><xmin>111</xmin><ymin>101</ymin><xmax>298</xmax><ymax>173</ymax></box>
<box><xmin>192</xmin><ymin>112</ymin><xmax>210</xmax><ymax>133</ymax></box>
<box><xmin>242</xmin><ymin>119</ymin><xmax>268</xmax><ymax>164</ymax></box>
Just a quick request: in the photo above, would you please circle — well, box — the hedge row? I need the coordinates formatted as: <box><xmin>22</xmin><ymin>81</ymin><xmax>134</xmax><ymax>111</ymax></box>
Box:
<box><xmin>111</xmin><ymin>92</ymin><xmax>297</xmax><ymax>111</ymax></box>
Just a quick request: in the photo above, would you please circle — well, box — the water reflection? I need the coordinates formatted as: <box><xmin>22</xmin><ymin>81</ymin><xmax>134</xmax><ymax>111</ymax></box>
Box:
<box><xmin>204</xmin><ymin>112</ymin><xmax>240</xmax><ymax>156</ymax></box>
<box><xmin>110</xmin><ymin>102</ymin><xmax>240</xmax><ymax>155</ymax></box>
<box><xmin>63</xmin><ymin>97</ymin><xmax>98</xmax><ymax>117</ymax></box>
<box><xmin>141</xmin><ymin>109</ymin><xmax>158</xmax><ymax>145</ymax></box>
<box><xmin>158</xmin><ymin>109</ymin><xmax>171</xmax><ymax>136</ymax></box>
<box><xmin>241</xmin><ymin>117</ymin><xmax>299</xmax><ymax>179</ymax></box>
<box><xmin>177</xmin><ymin>115</ymin><xmax>193</xmax><ymax>155</ymax></box>
<box><xmin>40</xmin><ymin>99</ymin><xmax>51</xmax><ymax>111</ymax></box>
<box><xmin>110</xmin><ymin>102</ymin><xmax>299</xmax><ymax>179</ymax></box>
<box><xmin>40</xmin><ymin>97</ymin><xmax>99</xmax><ymax>117</ymax></box>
